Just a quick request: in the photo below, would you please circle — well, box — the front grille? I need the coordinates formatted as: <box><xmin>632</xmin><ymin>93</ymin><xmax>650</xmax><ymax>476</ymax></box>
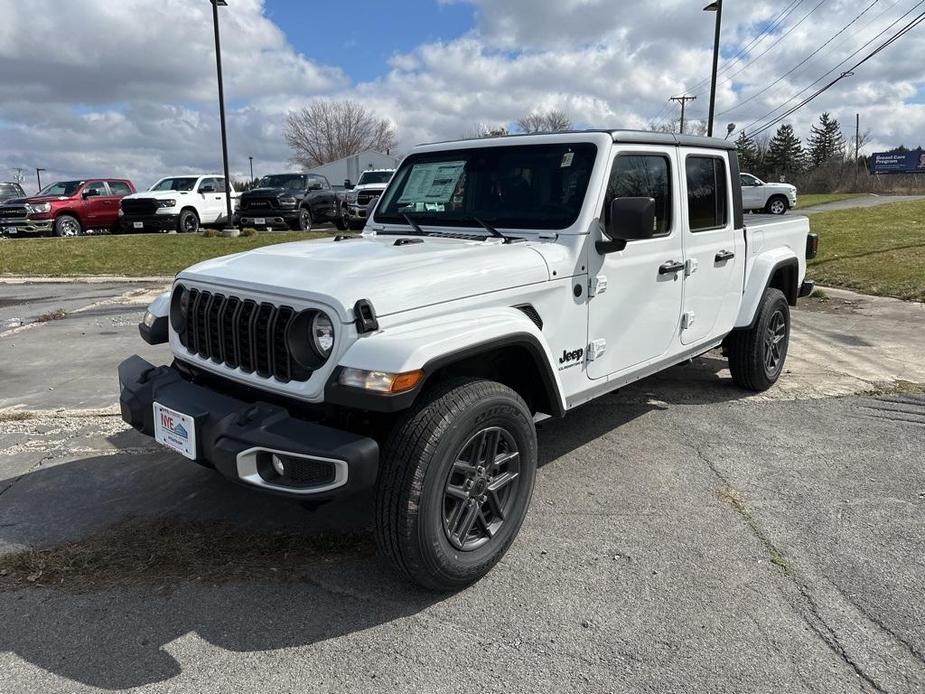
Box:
<box><xmin>241</xmin><ymin>197</ymin><xmax>278</xmax><ymax>211</ymax></box>
<box><xmin>356</xmin><ymin>191</ymin><xmax>380</xmax><ymax>206</ymax></box>
<box><xmin>121</xmin><ymin>198</ymin><xmax>159</xmax><ymax>216</ymax></box>
<box><xmin>0</xmin><ymin>206</ymin><xmax>27</xmax><ymax>218</ymax></box>
<box><xmin>179</xmin><ymin>289</ymin><xmax>308</xmax><ymax>383</ymax></box>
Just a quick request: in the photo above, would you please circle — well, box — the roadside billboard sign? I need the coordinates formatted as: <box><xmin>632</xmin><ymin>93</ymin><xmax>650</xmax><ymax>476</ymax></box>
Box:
<box><xmin>869</xmin><ymin>148</ymin><xmax>925</xmax><ymax>175</ymax></box>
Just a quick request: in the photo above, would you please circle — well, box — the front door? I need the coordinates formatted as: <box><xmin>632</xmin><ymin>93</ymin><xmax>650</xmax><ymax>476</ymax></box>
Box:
<box><xmin>587</xmin><ymin>147</ymin><xmax>684</xmax><ymax>379</ymax></box>
<box><xmin>680</xmin><ymin>152</ymin><xmax>740</xmax><ymax>345</ymax></box>
<box><xmin>740</xmin><ymin>174</ymin><xmax>763</xmax><ymax>210</ymax></box>
<box><xmin>198</xmin><ymin>177</ymin><xmax>225</xmax><ymax>224</ymax></box>
<box><xmin>81</xmin><ymin>181</ymin><xmax>111</xmax><ymax>227</ymax></box>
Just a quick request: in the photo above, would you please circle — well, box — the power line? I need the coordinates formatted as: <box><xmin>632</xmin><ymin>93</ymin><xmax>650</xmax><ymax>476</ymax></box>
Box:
<box><xmin>739</xmin><ymin>0</ymin><xmax>925</xmax><ymax>135</ymax></box>
<box><xmin>685</xmin><ymin>0</ymin><xmax>807</xmax><ymax>95</ymax></box>
<box><xmin>701</xmin><ymin>0</ymin><xmax>831</xmax><ymax>95</ymax></box>
<box><xmin>747</xmin><ymin>9</ymin><xmax>925</xmax><ymax>136</ymax></box>
<box><xmin>718</xmin><ymin>0</ymin><xmax>883</xmax><ymax>118</ymax></box>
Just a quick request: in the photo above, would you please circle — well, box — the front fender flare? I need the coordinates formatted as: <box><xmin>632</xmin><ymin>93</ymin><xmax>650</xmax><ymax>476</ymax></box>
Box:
<box><xmin>325</xmin><ymin>307</ymin><xmax>566</xmax><ymax>416</ymax></box>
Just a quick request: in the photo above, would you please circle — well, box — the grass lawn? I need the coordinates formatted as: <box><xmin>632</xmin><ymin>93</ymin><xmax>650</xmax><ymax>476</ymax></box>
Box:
<box><xmin>0</xmin><ymin>231</ymin><xmax>330</xmax><ymax>277</ymax></box>
<box><xmin>808</xmin><ymin>198</ymin><xmax>925</xmax><ymax>302</ymax></box>
<box><xmin>796</xmin><ymin>193</ymin><xmax>866</xmax><ymax>209</ymax></box>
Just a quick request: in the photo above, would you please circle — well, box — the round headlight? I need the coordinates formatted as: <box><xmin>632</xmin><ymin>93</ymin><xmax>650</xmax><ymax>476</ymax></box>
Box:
<box><xmin>170</xmin><ymin>285</ymin><xmax>190</xmax><ymax>332</ymax></box>
<box><xmin>311</xmin><ymin>312</ymin><xmax>335</xmax><ymax>357</ymax></box>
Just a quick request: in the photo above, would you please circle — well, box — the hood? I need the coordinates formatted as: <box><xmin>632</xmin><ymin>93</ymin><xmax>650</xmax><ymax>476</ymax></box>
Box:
<box><xmin>352</xmin><ymin>183</ymin><xmax>388</xmax><ymax>193</ymax></box>
<box><xmin>177</xmin><ymin>235</ymin><xmax>551</xmax><ymax>320</ymax></box>
<box><xmin>125</xmin><ymin>190</ymin><xmax>194</xmax><ymax>201</ymax></box>
<box><xmin>5</xmin><ymin>195</ymin><xmax>71</xmax><ymax>205</ymax></box>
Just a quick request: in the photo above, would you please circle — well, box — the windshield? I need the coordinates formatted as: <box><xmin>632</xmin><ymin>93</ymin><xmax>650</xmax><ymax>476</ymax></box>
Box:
<box><xmin>357</xmin><ymin>171</ymin><xmax>393</xmax><ymax>185</ymax></box>
<box><xmin>38</xmin><ymin>181</ymin><xmax>84</xmax><ymax>197</ymax></box>
<box><xmin>256</xmin><ymin>174</ymin><xmax>307</xmax><ymax>191</ymax></box>
<box><xmin>375</xmin><ymin>143</ymin><xmax>597</xmax><ymax>230</ymax></box>
<box><xmin>0</xmin><ymin>183</ymin><xmax>24</xmax><ymax>200</ymax></box>
<box><xmin>150</xmin><ymin>177</ymin><xmax>198</xmax><ymax>192</ymax></box>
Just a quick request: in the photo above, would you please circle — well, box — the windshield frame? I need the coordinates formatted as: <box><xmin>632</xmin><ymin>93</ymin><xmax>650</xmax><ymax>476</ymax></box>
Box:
<box><xmin>373</xmin><ymin>142</ymin><xmax>599</xmax><ymax>232</ymax></box>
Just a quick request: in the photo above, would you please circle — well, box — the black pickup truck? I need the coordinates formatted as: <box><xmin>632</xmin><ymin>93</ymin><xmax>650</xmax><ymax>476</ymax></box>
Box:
<box><xmin>235</xmin><ymin>173</ymin><xmax>345</xmax><ymax>231</ymax></box>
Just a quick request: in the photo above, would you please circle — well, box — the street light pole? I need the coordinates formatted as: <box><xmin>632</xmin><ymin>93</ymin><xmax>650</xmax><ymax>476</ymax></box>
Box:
<box><xmin>705</xmin><ymin>0</ymin><xmax>723</xmax><ymax>138</ymax></box>
<box><xmin>36</xmin><ymin>168</ymin><xmax>46</xmax><ymax>192</ymax></box>
<box><xmin>249</xmin><ymin>156</ymin><xmax>254</xmax><ymax>182</ymax></box>
<box><xmin>209</xmin><ymin>0</ymin><xmax>234</xmax><ymax>229</ymax></box>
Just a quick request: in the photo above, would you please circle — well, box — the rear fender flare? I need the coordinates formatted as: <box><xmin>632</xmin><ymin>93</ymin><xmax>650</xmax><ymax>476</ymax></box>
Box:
<box><xmin>735</xmin><ymin>250</ymin><xmax>800</xmax><ymax>329</ymax></box>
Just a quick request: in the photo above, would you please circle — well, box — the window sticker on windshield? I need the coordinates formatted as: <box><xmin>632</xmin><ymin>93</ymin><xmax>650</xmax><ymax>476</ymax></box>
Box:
<box><xmin>561</xmin><ymin>152</ymin><xmax>574</xmax><ymax>168</ymax></box>
<box><xmin>398</xmin><ymin>162</ymin><xmax>465</xmax><ymax>205</ymax></box>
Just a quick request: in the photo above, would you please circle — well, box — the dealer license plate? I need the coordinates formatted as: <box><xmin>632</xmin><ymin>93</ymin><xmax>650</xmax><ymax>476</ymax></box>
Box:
<box><xmin>4</xmin><ymin>227</ymin><xmax>17</xmax><ymax>235</ymax></box>
<box><xmin>153</xmin><ymin>403</ymin><xmax>197</xmax><ymax>460</ymax></box>
<box><xmin>254</xmin><ymin>218</ymin><xmax>266</xmax><ymax>226</ymax></box>
<box><xmin>133</xmin><ymin>222</ymin><xmax>144</xmax><ymax>229</ymax></box>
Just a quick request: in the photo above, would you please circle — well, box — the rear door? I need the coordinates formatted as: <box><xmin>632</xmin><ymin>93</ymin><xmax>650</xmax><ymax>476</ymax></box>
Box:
<box><xmin>680</xmin><ymin>152</ymin><xmax>740</xmax><ymax>345</ymax></box>
<box><xmin>587</xmin><ymin>146</ymin><xmax>684</xmax><ymax>379</ymax></box>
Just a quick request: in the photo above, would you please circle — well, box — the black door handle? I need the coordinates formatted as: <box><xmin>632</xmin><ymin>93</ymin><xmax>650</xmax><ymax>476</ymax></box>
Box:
<box><xmin>659</xmin><ymin>260</ymin><xmax>685</xmax><ymax>275</ymax></box>
<box><xmin>715</xmin><ymin>250</ymin><xmax>735</xmax><ymax>262</ymax></box>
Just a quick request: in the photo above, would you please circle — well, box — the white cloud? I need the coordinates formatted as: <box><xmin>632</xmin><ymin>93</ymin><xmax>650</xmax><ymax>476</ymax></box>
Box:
<box><xmin>1</xmin><ymin>0</ymin><xmax>924</xmax><ymax>192</ymax></box>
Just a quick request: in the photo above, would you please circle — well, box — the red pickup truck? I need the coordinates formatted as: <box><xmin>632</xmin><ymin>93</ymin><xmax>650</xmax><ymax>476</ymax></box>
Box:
<box><xmin>0</xmin><ymin>178</ymin><xmax>136</xmax><ymax>237</ymax></box>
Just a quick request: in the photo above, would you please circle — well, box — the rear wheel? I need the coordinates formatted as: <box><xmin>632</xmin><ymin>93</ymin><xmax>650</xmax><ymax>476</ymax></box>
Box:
<box><xmin>766</xmin><ymin>195</ymin><xmax>788</xmax><ymax>215</ymax></box>
<box><xmin>727</xmin><ymin>288</ymin><xmax>790</xmax><ymax>391</ymax></box>
<box><xmin>177</xmin><ymin>209</ymin><xmax>199</xmax><ymax>234</ymax></box>
<box><xmin>376</xmin><ymin>378</ymin><xmax>537</xmax><ymax>591</ymax></box>
<box><xmin>53</xmin><ymin>215</ymin><xmax>81</xmax><ymax>237</ymax></box>
<box><xmin>334</xmin><ymin>206</ymin><xmax>348</xmax><ymax>231</ymax></box>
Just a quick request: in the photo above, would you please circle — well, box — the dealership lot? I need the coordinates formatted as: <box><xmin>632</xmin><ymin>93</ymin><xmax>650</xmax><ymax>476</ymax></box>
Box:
<box><xmin>0</xmin><ymin>281</ymin><xmax>923</xmax><ymax>693</ymax></box>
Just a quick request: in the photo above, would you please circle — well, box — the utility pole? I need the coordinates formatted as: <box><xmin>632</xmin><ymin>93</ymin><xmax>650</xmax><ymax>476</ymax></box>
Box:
<box><xmin>670</xmin><ymin>95</ymin><xmax>697</xmax><ymax>135</ymax></box>
<box><xmin>209</xmin><ymin>0</ymin><xmax>235</xmax><ymax>230</ymax></box>
<box><xmin>855</xmin><ymin>113</ymin><xmax>861</xmax><ymax>188</ymax></box>
<box><xmin>249</xmin><ymin>156</ymin><xmax>254</xmax><ymax>183</ymax></box>
<box><xmin>36</xmin><ymin>168</ymin><xmax>46</xmax><ymax>192</ymax></box>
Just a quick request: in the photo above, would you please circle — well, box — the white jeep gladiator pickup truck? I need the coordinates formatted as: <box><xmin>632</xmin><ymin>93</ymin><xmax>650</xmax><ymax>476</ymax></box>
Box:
<box><xmin>120</xmin><ymin>130</ymin><xmax>817</xmax><ymax>591</ymax></box>
<box><xmin>119</xmin><ymin>175</ymin><xmax>237</xmax><ymax>234</ymax></box>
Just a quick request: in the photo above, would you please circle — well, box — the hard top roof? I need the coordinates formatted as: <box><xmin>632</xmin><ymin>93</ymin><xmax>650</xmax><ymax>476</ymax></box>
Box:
<box><xmin>421</xmin><ymin>128</ymin><xmax>737</xmax><ymax>151</ymax></box>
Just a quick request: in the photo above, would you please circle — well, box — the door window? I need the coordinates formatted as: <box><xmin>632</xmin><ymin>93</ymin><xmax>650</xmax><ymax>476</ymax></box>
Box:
<box><xmin>83</xmin><ymin>181</ymin><xmax>108</xmax><ymax>197</ymax></box>
<box><xmin>198</xmin><ymin>178</ymin><xmax>219</xmax><ymax>193</ymax></box>
<box><xmin>108</xmin><ymin>181</ymin><xmax>132</xmax><ymax>196</ymax></box>
<box><xmin>686</xmin><ymin>157</ymin><xmax>728</xmax><ymax>232</ymax></box>
<box><xmin>602</xmin><ymin>154</ymin><xmax>672</xmax><ymax>235</ymax></box>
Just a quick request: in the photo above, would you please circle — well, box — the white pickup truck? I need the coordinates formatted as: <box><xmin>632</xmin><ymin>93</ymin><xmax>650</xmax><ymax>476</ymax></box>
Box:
<box><xmin>740</xmin><ymin>172</ymin><xmax>798</xmax><ymax>215</ymax></box>
<box><xmin>120</xmin><ymin>130</ymin><xmax>817</xmax><ymax>591</ymax></box>
<box><xmin>119</xmin><ymin>175</ymin><xmax>237</xmax><ymax>234</ymax></box>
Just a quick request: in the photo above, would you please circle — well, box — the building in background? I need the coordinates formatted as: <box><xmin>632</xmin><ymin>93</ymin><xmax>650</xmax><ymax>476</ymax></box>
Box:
<box><xmin>307</xmin><ymin>150</ymin><xmax>400</xmax><ymax>187</ymax></box>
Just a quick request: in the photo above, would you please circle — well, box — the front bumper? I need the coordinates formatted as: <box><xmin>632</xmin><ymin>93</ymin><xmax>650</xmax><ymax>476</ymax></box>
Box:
<box><xmin>118</xmin><ymin>355</ymin><xmax>379</xmax><ymax>500</ymax></box>
<box><xmin>346</xmin><ymin>204</ymin><xmax>369</xmax><ymax>221</ymax></box>
<box><xmin>236</xmin><ymin>208</ymin><xmax>299</xmax><ymax>229</ymax></box>
<box><xmin>120</xmin><ymin>214</ymin><xmax>178</xmax><ymax>233</ymax></box>
<box><xmin>0</xmin><ymin>217</ymin><xmax>52</xmax><ymax>235</ymax></box>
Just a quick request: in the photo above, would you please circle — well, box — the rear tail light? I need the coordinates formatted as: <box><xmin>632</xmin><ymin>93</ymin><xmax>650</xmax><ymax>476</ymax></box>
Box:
<box><xmin>806</xmin><ymin>233</ymin><xmax>819</xmax><ymax>260</ymax></box>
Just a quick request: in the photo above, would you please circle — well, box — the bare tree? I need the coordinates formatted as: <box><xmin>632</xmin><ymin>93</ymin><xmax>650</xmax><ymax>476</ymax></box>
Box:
<box><xmin>285</xmin><ymin>99</ymin><xmax>398</xmax><ymax>168</ymax></box>
<box><xmin>462</xmin><ymin>123</ymin><xmax>510</xmax><ymax>139</ymax></box>
<box><xmin>516</xmin><ymin>109</ymin><xmax>572</xmax><ymax>133</ymax></box>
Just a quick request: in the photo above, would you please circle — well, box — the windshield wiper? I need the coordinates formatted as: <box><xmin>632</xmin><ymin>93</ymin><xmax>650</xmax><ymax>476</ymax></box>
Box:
<box><xmin>468</xmin><ymin>217</ymin><xmax>512</xmax><ymax>243</ymax></box>
<box><xmin>401</xmin><ymin>213</ymin><xmax>429</xmax><ymax>236</ymax></box>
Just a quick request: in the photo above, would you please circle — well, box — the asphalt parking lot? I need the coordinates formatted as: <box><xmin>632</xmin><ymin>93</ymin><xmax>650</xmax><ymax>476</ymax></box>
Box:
<box><xmin>0</xmin><ymin>280</ymin><xmax>923</xmax><ymax>693</ymax></box>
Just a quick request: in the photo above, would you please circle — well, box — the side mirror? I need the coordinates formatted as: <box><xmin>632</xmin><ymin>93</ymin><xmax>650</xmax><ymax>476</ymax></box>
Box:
<box><xmin>596</xmin><ymin>197</ymin><xmax>657</xmax><ymax>254</ymax></box>
<box><xmin>344</xmin><ymin>180</ymin><xmax>354</xmax><ymax>190</ymax></box>
<box><xmin>82</xmin><ymin>188</ymin><xmax>100</xmax><ymax>199</ymax></box>
<box><xmin>200</xmin><ymin>184</ymin><xmax>216</xmax><ymax>193</ymax></box>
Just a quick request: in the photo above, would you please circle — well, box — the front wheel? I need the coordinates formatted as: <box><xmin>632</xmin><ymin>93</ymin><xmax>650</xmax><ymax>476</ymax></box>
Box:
<box><xmin>766</xmin><ymin>196</ymin><xmax>788</xmax><ymax>215</ymax></box>
<box><xmin>296</xmin><ymin>208</ymin><xmax>313</xmax><ymax>231</ymax></box>
<box><xmin>177</xmin><ymin>209</ymin><xmax>199</xmax><ymax>234</ymax></box>
<box><xmin>727</xmin><ymin>288</ymin><xmax>790</xmax><ymax>391</ymax></box>
<box><xmin>334</xmin><ymin>207</ymin><xmax>348</xmax><ymax>231</ymax></box>
<box><xmin>53</xmin><ymin>214</ymin><xmax>82</xmax><ymax>237</ymax></box>
<box><xmin>376</xmin><ymin>378</ymin><xmax>538</xmax><ymax>591</ymax></box>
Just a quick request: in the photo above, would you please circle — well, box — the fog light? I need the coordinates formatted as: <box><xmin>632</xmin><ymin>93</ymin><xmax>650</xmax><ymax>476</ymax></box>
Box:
<box><xmin>272</xmin><ymin>454</ymin><xmax>286</xmax><ymax>477</ymax></box>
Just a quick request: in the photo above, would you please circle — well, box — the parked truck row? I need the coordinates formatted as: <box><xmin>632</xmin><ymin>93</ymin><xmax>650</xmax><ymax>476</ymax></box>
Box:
<box><xmin>0</xmin><ymin>169</ymin><xmax>396</xmax><ymax>237</ymax></box>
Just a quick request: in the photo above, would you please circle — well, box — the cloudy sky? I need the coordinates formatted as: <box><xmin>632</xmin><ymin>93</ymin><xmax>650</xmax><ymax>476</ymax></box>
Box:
<box><xmin>1</xmin><ymin>0</ymin><xmax>923</xmax><ymax>191</ymax></box>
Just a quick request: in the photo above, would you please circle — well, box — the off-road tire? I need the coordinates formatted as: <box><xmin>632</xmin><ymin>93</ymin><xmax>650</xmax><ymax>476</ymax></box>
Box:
<box><xmin>766</xmin><ymin>195</ymin><xmax>788</xmax><ymax>215</ymax></box>
<box><xmin>334</xmin><ymin>207</ymin><xmax>348</xmax><ymax>231</ymax></box>
<box><xmin>375</xmin><ymin>378</ymin><xmax>538</xmax><ymax>591</ymax></box>
<box><xmin>177</xmin><ymin>209</ymin><xmax>199</xmax><ymax>234</ymax></box>
<box><xmin>53</xmin><ymin>214</ymin><xmax>81</xmax><ymax>237</ymax></box>
<box><xmin>727</xmin><ymin>288</ymin><xmax>790</xmax><ymax>391</ymax></box>
<box><xmin>296</xmin><ymin>208</ymin><xmax>313</xmax><ymax>232</ymax></box>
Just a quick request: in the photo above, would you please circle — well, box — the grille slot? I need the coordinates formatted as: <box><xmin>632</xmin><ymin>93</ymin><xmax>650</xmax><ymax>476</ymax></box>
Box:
<box><xmin>121</xmin><ymin>198</ymin><xmax>160</xmax><ymax>216</ymax></box>
<box><xmin>178</xmin><ymin>290</ymin><xmax>306</xmax><ymax>383</ymax></box>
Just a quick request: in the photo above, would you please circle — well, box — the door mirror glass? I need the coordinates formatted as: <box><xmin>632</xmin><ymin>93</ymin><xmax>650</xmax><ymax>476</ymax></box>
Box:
<box><xmin>82</xmin><ymin>188</ymin><xmax>100</xmax><ymax>198</ymax></box>
<box><xmin>200</xmin><ymin>184</ymin><xmax>216</xmax><ymax>193</ymax></box>
<box><xmin>344</xmin><ymin>179</ymin><xmax>354</xmax><ymax>189</ymax></box>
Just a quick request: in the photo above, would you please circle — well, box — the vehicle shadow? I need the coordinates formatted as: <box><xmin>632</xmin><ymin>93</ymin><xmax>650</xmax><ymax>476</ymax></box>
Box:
<box><xmin>0</xmin><ymin>354</ymin><xmax>753</xmax><ymax>688</ymax></box>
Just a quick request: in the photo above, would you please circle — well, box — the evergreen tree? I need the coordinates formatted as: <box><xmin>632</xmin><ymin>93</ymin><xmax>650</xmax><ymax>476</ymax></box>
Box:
<box><xmin>807</xmin><ymin>112</ymin><xmax>846</xmax><ymax>167</ymax></box>
<box><xmin>766</xmin><ymin>124</ymin><xmax>804</xmax><ymax>180</ymax></box>
<box><xmin>735</xmin><ymin>131</ymin><xmax>761</xmax><ymax>173</ymax></box>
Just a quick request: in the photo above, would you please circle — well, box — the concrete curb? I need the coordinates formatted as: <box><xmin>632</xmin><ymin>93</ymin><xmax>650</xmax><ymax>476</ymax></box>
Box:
<box><xmin>0</xmin><ymin>275</ymin><xmax>173</xmax><ymax>284</ymax></box>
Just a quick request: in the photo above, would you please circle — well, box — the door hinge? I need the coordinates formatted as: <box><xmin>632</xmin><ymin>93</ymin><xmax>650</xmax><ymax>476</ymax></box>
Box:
<box><xmin>681</xmin><ymin>311</ymin><xmax>696</xmax><ymax>329</ymax></box>
<box><xmin>685</xmin><ymin>258</ymin><xmax>699</xmax><ymax>277</ymax></box>
<box><xmin>589</xmin><ymin>274</ymin><xmax>608</xmax><ymax>297</ymax></box>
<box><xmin>588</xmin><ymin>339</ymin><xmax>607</xmax><ymax>361</ymax></box>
